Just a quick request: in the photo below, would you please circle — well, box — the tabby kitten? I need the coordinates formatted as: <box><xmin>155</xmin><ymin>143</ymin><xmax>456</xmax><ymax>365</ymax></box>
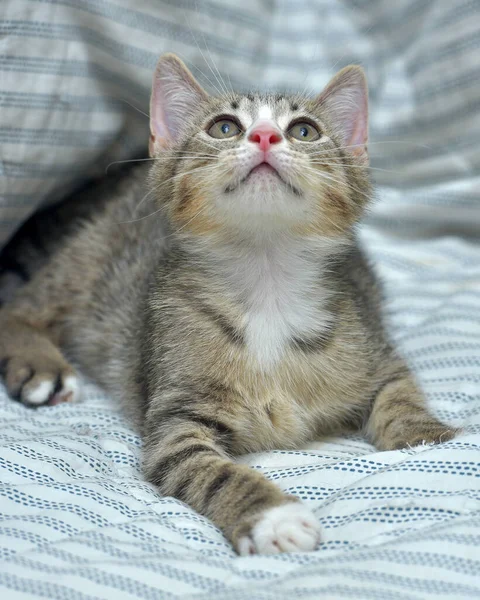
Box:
<box><xmin>0</xmin><ymin>54</ymin><xmax>457</xmax><ymax>555</ymax></box>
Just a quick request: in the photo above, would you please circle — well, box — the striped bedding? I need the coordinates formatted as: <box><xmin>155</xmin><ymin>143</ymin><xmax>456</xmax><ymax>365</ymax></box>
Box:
<box><xmin>0</xmin><ymin>1</ymin><xmax>479</xmax><ymax>598</ymax></box>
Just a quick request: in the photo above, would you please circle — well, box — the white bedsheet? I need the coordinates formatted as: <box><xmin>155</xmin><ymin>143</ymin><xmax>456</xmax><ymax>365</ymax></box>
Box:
<box><xmin>1</xmin><ymin>1</ymin><xmax>479</xmax><ymax>597</ymax></box>
<box><xmin>1</xmin><ymin>227</ymin><xmax>479</xmax><ymax>600</ymax></box>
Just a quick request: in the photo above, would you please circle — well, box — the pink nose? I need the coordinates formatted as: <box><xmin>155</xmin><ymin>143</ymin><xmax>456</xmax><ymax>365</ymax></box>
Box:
<box><xmin>248</xmin><ymin>125</ymin><xmax>282</xmax><ymax>152</ymax></box>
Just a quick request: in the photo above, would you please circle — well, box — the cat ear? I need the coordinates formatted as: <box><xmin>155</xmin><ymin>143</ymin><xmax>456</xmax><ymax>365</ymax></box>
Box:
<box><xmin>149</xmin><ymin>53</ymin><xmax>208</xmax><ymax>155</ymax></box>
<box><xmin>316</xmin><ymin>65</ymin><xmax>368</xmax><ymax>162</ymax></box>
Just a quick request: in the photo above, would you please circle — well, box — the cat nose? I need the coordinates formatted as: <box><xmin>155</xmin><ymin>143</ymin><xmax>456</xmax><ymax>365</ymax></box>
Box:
<box><xmin>248</xmin><ymin>124</ymin><xmax>282</xmax><ymax>152</ymax></box>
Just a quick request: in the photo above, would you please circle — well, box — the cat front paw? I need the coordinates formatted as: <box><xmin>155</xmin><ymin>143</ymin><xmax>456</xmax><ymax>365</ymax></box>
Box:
<box><xmin>237</xmin><ymin>502</ymin><xmax>321</xmax><ymax>555</ymax></box>
<box><xmin>1</xmin><ymin>354</ymin><xmax>80</xmax><ymax>407</ymax></box>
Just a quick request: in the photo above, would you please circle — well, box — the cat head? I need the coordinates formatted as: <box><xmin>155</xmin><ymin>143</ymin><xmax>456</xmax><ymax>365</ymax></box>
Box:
<box><xmin>149</xmin><ymin>53</ymin><xmax>371</xmax><ymax>240</ymax></box>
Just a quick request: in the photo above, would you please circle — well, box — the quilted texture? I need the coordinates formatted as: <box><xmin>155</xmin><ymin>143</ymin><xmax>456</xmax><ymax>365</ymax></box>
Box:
<box><xmin>0</xmin><ymin>1</ymin><xmax>479</xmax><ymax>598</ymax></box>
<box><xmin>0</xmin><ymin>231</ymin><xmax>479</xmax><ymax>598</ymax></box>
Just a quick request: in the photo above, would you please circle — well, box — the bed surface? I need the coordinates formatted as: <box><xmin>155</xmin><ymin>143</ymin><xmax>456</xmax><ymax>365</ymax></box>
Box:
<box><xmin>1</xmin><ymin>1</ymin><xmax>479</xmax><ymax>598</ymax></box>
<box><xmin>1</xmin><ymin>228</ymin><xmax>478</xmax><ymax>599</ymax></box>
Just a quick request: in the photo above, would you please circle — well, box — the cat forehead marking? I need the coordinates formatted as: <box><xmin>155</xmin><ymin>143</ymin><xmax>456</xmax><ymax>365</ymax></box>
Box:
<box><xmin>257</xmin><ymin>103</ymin><xmax>292</xmax><ymax>130</ymax></box>
<box><xmin>233</xmin><ymin>97</ymin><xmax>292</xmax><ymax>129</ymax></box>
<box><xmin>257</xmin><ymin>106</ymin><xmax>273</xmax><ymax>120</ymax></box>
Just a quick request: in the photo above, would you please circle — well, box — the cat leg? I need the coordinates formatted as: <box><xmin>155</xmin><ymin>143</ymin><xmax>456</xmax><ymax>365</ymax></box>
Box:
<box><xmin>365</xmin><ymin>368</ymin><xmax>458</xmax><ymax>451</ymax></box>
<box><xmin>143</xmin><ymin>397</ymin><xmax>321</xmax><ymax>555</ymax></box>
<box><xmin>0</xmin><ymin>284</ymin><xmax>79</xmax><ymax>407</ymax></box>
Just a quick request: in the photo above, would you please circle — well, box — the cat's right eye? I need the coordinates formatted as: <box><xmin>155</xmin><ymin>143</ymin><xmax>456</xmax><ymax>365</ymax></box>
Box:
<box><xmin>208</xmin><ymin>118</ymin><xmax>242</xmax><ymax>139</ymax></box>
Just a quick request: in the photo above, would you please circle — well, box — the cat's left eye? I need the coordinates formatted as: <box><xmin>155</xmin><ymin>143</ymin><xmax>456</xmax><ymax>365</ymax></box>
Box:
<box><xmin>288</xmin><ymin>121</ymin><xmax>320</xmax><ymax>142</ymax></box>
<box><xmin>208</xmin><ymin>118</ymin><xmax>242</xmax><ymax>139</ymax></box>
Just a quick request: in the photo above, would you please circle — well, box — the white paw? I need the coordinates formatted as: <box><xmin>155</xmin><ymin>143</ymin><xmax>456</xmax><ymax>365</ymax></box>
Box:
<box><xmin>49</xmin><ymin>375</ymin><xmax>81</xmax><ymax>405</ymax></box>
<box><xmin>24</xmin><ymin>379</ymin><xmax>55</xmax><ymax>406</ymax></box>
<box><xmin>237</xmin><ymin>503</ymin><xmax>321</xmax><ymax>555</ymax></box>
<box><xmin>23</xmin><ymin>374</ymin><xmax>81</xmax><ymax>406</ymax></box>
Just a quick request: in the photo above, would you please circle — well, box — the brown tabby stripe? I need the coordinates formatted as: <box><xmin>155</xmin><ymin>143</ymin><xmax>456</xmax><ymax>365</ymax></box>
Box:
<box><xmin>149</xmin><ymin>444</ymin><xmax>221</xmax><ymax>489</ymax></box>
<box><xmin>194</xmin><ymin>300</ymin><xmax>244</xmax><ymax>345</ymax></box>
<box><xmin>292</xmin><ymin>331</ymin><xmax>334</xmax><ymax>353</ymax></box>
<box><xmin>150</xmin><ymin>404</ymin><xmax>235</xmax><ymax>448</ymax></box>
<box><xmin>202</xmin><ymin>463</ymin><xmax>236</xmax><ymax>505</ymax></box>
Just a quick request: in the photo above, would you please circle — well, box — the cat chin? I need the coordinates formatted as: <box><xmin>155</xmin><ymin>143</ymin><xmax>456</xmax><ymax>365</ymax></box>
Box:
<box><xmin>215</xmin><ymin>180</ymin><xmax>306</xmax><ymax>230</ymax></box>
<box><xmin>228</xmin><ymin>166</ymin><xmax>302</xmax><ymax>198</ymax></box>
<box><xmin>217</xmin><ymin>199</ymin><xmax>309</xmax><ymax>234</ymax></box>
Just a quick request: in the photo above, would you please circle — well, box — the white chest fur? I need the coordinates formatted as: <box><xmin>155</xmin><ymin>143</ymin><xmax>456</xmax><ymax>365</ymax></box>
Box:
<box><xmin>217</xmin><ymin>238</ymin><xmax>334</xmax><ymax>369</ymax></box>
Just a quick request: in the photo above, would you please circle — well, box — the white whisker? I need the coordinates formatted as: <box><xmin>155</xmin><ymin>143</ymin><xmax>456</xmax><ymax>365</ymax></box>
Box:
<box><xmin>117</xmin><ymin>163</ymin><xmax>221</xmax><ymax>224</ymax></box>
<box><xmin>194</xmin><ymin>1</ymin><xmax>233</xmax><ymax>99</ymax></box>
<box><xmin>308</xmin><ymin>162</ymin><xmax>400</xmax><ymax>174</ymax></box>
<box><xmin>119</xmin><ymin>98</ymin><xmax>150</xmax><ymax>119</ymax></box>
<box><xmin>298</xmin><ymin>164</ymin><xmax>372</xmax><ymax>202</ymax></box>
<box><xmin>308</xmin><ymin>140</ymin><xmax>433</xmax><ymax>157</ymax></box>
<box><xmin>182</xmin><ymin>7</ymin><xmax>228</xmax><ymax>98</ymax></box>
<box><xmin>105</xmin><ymin>155</ymin><xmax>218</xmax><ymax>174</ymax></box>
<box><xmin>165</xmin><ymin>203</ymin><xmax>211</xmax><ymax>238</ymax></box>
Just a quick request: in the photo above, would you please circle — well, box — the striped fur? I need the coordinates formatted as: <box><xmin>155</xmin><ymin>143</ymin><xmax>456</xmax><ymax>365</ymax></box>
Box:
<box><xmin>0</xmin><ymin>55</ymin><xmax>457</xmax><ymax>554</ymax></box>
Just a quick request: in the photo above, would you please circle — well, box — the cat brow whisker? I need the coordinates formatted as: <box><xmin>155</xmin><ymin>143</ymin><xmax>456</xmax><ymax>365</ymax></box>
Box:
<box><xmin>194</xmin><ymin>0</ymin><xmax>235</xmax><ymax>99</ymax></box>
<box><xmin>183</xmin><ymin>8</ymin><xmax>229</xmax><ymax>98</ymax></box>
<box><xmin>194</xmin><ymin>4</ymin><xmax>234</xmax><ymax>99</ymax></box>
<box><xmin>181</xmin><ymin>7</ymin><xmax>225</xmax><ymax>96</ymax></box>
<box><xmin>224</xmin><ymin>68</ymin><xmax>235</xmax><ymax>100</ymax></box>
<box><xmin>201</xmin><ymin>48</ymin><xmax>230</xmax><ymax>98</ymax></box>
<box><xmin>188</xmin><ymin>62</ymin><xmax>224</xmax><ymax>98</ymax></box>
<box><xmin>180</xmin><ymin>28</ymin><xmax>224</xmax><ymax>96</ymax></box>
<box><xmin>118</xmin><ymin>98</ymin><xmax>150</xmax><ymax>119</ymax></box>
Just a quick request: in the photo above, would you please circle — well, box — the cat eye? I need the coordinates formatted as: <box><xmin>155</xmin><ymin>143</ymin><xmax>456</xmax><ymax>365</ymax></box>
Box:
<box><xmin>288</xmin><ymin>121</ymin><xmax>321</xmax><ymax>142</ymax></box>
<box><xmin>208</xmin><ymin>118</ymin><xmax>242</xmax><ymax>139</ymax></box>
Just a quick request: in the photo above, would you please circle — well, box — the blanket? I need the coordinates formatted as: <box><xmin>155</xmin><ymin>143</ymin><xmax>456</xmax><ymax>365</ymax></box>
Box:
<box><xmin>1</xmin><ymin>1</ymin><xmax>479</xmax><ymax>598</ymax></box>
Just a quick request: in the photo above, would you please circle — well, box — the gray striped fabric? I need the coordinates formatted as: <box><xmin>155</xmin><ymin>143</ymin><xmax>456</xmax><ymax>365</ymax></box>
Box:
<box><xmin>1</xmin><ymin>2</ymin><xmax>480</xmax><ymax>599</ymax></box>
<box><xmin>1</xmin><ymin>0</ymin><xmax>480</xmax><ymax>244</ymax></box>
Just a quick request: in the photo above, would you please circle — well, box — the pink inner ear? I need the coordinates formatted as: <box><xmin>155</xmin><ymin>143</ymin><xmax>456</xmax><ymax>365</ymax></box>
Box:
<box><xmin>318</xmin><ymin>67</ymin><xmax>369</xmax><ymax>160</ymax></box>
<box><xmin>149</xmin><ymin>72</ymin><xmax>174</xmax><ymax>152</ymax></box>
<box><xmin>332</xmin><ymin>85</ymin><xmax>368</xmax><ymax>156</ymax></box>
<box><xmin>151</xmin><ymin>103</ymin><xmax>167</xmax><ymax>141</ymax></box>
<box><xmin>347</xmin><ymin>93</ymin><xmax>368</xmax><ymax>157</ymax></box>
<box><xmin>149</xmin><ymin>54</ymin><xmax>208</xmax><ymax>155</ymax></box>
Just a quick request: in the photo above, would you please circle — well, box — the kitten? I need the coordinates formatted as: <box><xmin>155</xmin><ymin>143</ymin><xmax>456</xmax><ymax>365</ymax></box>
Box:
<box><xmin>0</xmin><ymin>54</ymin><xmax>457</xmax><ymax>555</ymax></box>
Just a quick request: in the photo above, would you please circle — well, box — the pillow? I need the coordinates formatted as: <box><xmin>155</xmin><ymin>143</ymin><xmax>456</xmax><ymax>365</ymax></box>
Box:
<box><xmin>1</xmin><ymin>0</ymin><xmax>479</xmax><ymax>247</ymax></box>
